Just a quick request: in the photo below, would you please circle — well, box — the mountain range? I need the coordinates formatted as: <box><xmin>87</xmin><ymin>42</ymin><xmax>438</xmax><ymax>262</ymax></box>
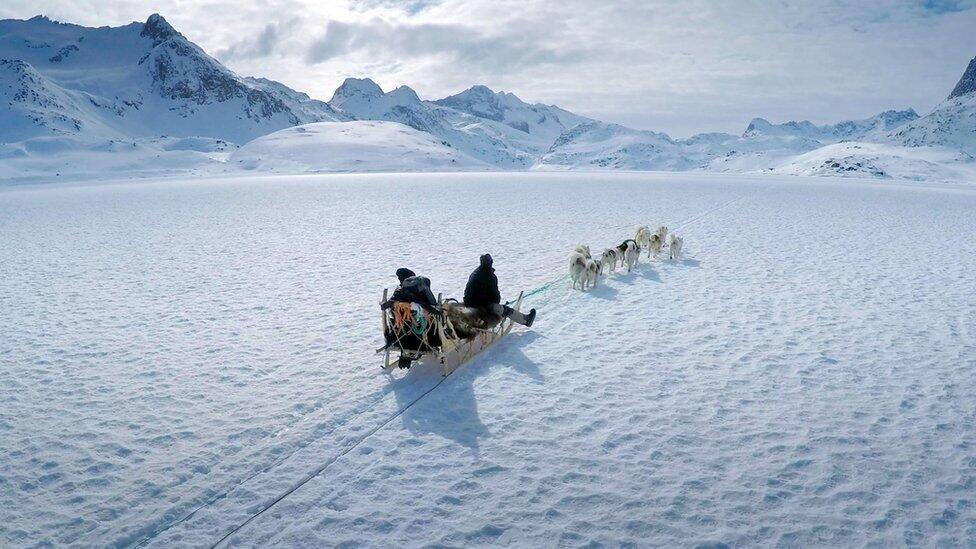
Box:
<box><xmin>1</xmin><ymin>14</ymin><xmax>975</xmax><ymax>182</ymax></box>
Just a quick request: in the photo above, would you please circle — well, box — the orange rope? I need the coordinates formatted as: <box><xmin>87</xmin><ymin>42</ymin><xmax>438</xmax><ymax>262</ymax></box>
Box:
<box><xmin>392</xmin><ymin>302</ymin><xmax>413</xmax><ymax>331</ymax></box>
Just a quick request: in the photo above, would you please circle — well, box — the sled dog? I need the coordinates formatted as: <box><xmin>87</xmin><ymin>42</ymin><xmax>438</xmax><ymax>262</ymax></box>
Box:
<box><xmin>584</xmin><ymin>258</ymin><xmax>601</xmax><ymax>289</ymax></box>
<box><xmin>569</xmin><ymin>252</ymin><xmax>588</xmax><ymax>290</ymax></box>
<box><xmin>600</xmin><ymin>248</ymin><xmax>620</xmax><ymax>274</ymax></box>
<box><xmin>635</xmin><ymin>226</ymin><xmax>652</xmax><ymax>257</ymax></box>
<box><xmin>656</xmin><ymin>225</ymin><xmax>669</xmax><ymax>245</ymax></box>
<box><xmin>668</xmin><ymin>234</ymin><xmax>683</xmax><ymax>260</ymax></box>
<box><xmin>648</xmin><ymin>233</ymin><xmax>663</xmax><ymax>258</ymax></box>
<box><xmin>617</xmin><ymin>239</ymin><xmax>640</xmax><ymax>272</ymax></box>
<box><xmin>574</xmin><ymin>245</ymin><xmax>592</xmax><ymax>259</ymax></box>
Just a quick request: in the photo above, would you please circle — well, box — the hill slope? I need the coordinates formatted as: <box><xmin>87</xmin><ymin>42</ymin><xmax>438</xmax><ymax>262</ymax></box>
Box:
<box><xmin>229</xmin><ymin>120</ymin><xmax>490</xmax><ymax>173</ymax></box>
<box><xmin>888</xmin><ymin>57</ymin><xmax>976</xmax><ymax>155</ymax></box>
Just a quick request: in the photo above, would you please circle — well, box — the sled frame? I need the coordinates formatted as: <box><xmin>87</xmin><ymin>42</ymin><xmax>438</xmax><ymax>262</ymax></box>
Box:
<box><xmin>379</xmin><ymin>291</ymin><xmax>524</xmax><ymax>377</ymax></box>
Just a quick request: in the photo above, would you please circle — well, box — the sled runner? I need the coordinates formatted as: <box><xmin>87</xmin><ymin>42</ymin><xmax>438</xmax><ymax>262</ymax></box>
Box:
<box><xmin>379</xmin><ymin>289</ymin><xmax>525</xmax><ymax>377</ymax></box>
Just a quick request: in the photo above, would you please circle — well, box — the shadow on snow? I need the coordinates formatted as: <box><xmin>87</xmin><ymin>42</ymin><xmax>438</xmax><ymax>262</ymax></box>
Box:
<box><xmin>388</xmin><ymin>330</ymin><xmax>542</xmax><ymax>454</ymax></box>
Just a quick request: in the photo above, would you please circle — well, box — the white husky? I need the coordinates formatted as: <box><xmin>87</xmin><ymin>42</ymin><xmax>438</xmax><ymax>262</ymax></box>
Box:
<box><xmin>648</xmin><ymin>233</ymin><xmax>663</xmax><ymax>258</ymax></box>
<box><xmin>584</xmin><ymin>258</ymin><xmax>601</xmax><ymax>289</ymax></box>
<box><xmin>668</xmin><ymin>234</ymin><xmax>683</xmax><ymax>260</ymax></box>
<box><xmin>569</xmin><ymin>251</ymin><xmax>588</xmax><ymax>289</ymax></box>
<box><xmin>574</xmin><ymin>244</ymin><xmax>592</xmax><ymax>259</ymax></box>
<box><xmin>619</xmin><ymin>239</ymin><xmax>640</xmax><ymax>272</ymax></box>
<box><xmin>600</xmin><ymin>248</ymin><xmax>620</xmax><ymax>274</ymax></box>
<box><xmin>656</xmin><ymin>225</ymin><xmax>669</xmax><ymax>246</ymax></box>
<box><xmin>635</xmin><ymin>226</ymin><xmax>652</xmax><ymax>257</ymax></box>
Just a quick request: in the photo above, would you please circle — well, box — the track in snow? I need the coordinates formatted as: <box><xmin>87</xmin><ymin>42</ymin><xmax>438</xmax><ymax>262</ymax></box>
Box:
<box><xmin>196</xmin><ymin>191</ymin><xmax>752</xmax><ymax>547</ymax></box>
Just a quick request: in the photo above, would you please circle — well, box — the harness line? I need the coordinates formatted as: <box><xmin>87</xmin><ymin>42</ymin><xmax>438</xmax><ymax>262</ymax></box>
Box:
<box><xmin>505</xmin><ymin>194</ymin><xmax>745</xmax><ymax>306</ymax></box>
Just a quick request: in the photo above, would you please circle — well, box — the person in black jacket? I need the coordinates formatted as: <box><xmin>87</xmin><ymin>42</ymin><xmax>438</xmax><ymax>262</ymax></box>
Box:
<box><xmin>384</xmin><ymin>267</ymin><xmax>440</xmax><ymax>313</ymax></box>
<box><xmin>463</xmin><ymin>254</ymin><xmax>536</xmax><ymax>327</ymax></box>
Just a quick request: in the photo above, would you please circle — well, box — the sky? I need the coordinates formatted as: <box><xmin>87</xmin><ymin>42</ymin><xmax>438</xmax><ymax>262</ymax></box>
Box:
<box><xmin>1</xmin><ymin>0</ymin><xmax>975</xmax><ymax>136</ymax></box>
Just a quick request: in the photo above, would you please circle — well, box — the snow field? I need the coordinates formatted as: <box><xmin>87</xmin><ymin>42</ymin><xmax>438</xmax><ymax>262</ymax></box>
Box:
<box><xmin>1</xmin><ymin>172</ymin><xmax>975</xmax><ymax>547</ymax></box>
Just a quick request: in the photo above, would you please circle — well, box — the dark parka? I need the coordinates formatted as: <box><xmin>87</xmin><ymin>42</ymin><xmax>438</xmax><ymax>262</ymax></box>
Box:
<box><xmin>463</xmin><ymin>254</ymin><xmax>501</xmax><ymax>309</ymax></box>
<box><xmin>386</xmin><ymin>267</ymin><xmax>439</xmax><ymax>312</ymax></box>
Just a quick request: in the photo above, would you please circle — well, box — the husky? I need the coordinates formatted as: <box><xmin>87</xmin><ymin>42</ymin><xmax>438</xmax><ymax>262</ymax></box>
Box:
<box><xmin>584</xmin><ymin>258</ymin><xmax>601</xmax><ymax>289</ymax></box>
<box><xmin>617</xmin><ymin>239</ymin><xmax>640</xmax><ymax>272</ymax></box>
<box><xmin>569</xmin><ymin>251</ymin><xmax>588</xmax><ymax>289</ymax></box>
<box><xmin>668</xmin><ymin>234</ymin><xmax>683</xmax><ymax>260</ymax></box>
<box><xmin>656</xmin><ymin>225</ymin><xmax>669</xmax><ymax>245</ymax></box>
<box><xmin>648</xmin><ymin>233</ymin><xmax>663</xmax><ymax>258</ymax></box>
<box><xmin>600</xmin><ymin>248</ymin><xmax>620</xmax><ymax>274</ymax></box>
<box><xmin>574</xmin><ymin>245</ymin><xmax>592</xmax><ymax>259</ymax></box>
<box><xmin>635</xmin><ymin>226</ymin><xmax>652</xmax><ymax>257</ymax></box>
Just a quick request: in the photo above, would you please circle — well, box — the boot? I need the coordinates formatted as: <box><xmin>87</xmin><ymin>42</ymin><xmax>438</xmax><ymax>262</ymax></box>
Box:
<box><xmin>502</xmin><ymin>306</ymin><xmax>537</xmax><ymax>327</ymax></box>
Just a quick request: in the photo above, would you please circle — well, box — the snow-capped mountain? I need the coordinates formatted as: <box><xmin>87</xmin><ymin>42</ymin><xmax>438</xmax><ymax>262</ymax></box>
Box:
<box><xmin>243</xmin><ymin>76</ymin><xmax>346</xmax><ymax>124</ymax></box>
<box><xmin>540</xmin><ymin>122</ymin><xmax>806</xmax><ymax>172</ymax></box>
<box><xmin>541</xmin><ymin>109</ymin><xmax>925</xmax><ymax>172</ymax></box>
<box><xmin>327</xmin><ymin>77</ymin><xmax>543</xmax><ymax>168</ymax></box>
<box><xmin>541</xmin><ymin>122</ymin><xmax>704</xmax><ymax>170</ymax></box>
<box><xmin>743</xmin><ymin>109</ymin><xmax>918</xmax><ymax>143</ymax></box>
<box><xmin>433</xmin><ymin>85</ymin><xmax>591</xmax><ymax>144</ymax></box>
<box><xmin>0</xmin><ymin>14</ymin><xmax>338</xmax><ymax>145</ymax></box>
<box><xmin>2</xmin><ymin>13</ymin><xmax>974</xmax><ymax>182</ymax></box>
<box><xmin>0</xmin><ymin>57</ymin><xmax>118</xmax><ymax>142</ymax></box>
<box><xmin>889</xmin><ymin>57</ymin><xmax>976</xmax><ymax>155</ymax></box>
<box><xmin>769</xmin><ymin>141</ymin><xmax>976</xmax><ymax>181</ymax></box>
<box><xmin>0</xmin><ymin>13</ymin><xmax>572</xmax><ymax>173</ymax></box>
<box><xmin>948</xmin><ymin>56</ymin><xmax>976</xmax><ymax>100</ymax></box>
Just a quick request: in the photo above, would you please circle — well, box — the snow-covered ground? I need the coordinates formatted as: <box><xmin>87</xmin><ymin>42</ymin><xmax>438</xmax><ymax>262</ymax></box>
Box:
<box><xmin>229</xmin><ymin>121</ymin><xmax>490</xmax><ymax>174</ymax></box>
<box><xmin>769</xmin><ymin>142</ymin><xmax>976</xmax><ymax>181</ymax></box>
<box><xmin>2</xmin><ymin>172</ymin><xmax>975</xmax><ymax>547</ymax></box>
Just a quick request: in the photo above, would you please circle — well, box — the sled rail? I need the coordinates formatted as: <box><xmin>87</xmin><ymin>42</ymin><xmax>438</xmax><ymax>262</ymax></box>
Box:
<box><xmin>380</xmin><ymin>291</ymin><xmax>524</xmax><ymax>377</ymax></box>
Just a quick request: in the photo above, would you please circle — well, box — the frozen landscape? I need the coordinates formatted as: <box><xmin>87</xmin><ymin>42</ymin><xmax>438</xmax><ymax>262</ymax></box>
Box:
<box><xmin>3</xmin><ymin>5</ymin><xmax>976</xmax><ymax>548</ymax></box>
<box><xmin>2</xmin><ymin>171</ymin><xmax>975</xmax><ymax>547</ymax></box>
<box><xmin>2</xmin><ymin>14</ymin><xmax>976</xmax><ymax>183</ymax></box>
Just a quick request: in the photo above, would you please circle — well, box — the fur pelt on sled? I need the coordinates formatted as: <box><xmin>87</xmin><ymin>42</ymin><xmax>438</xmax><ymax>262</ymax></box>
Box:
<box><xmin>441</xmin><ymin>300</ymin><xmax>502</xmax><ymax>340</ymax></box>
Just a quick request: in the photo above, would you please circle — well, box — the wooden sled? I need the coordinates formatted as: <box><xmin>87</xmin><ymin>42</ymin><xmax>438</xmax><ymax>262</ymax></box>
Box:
<box><xmin>379</xmin><ymin>290</ymin><xmax>525</xmax><ymax>377</ymax></box>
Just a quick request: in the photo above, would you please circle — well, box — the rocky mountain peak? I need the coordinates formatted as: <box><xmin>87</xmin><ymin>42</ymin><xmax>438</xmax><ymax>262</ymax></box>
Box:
<box><xmin>141</xmin><ymin>13</ymin><xmax>180</xmax><ymax>44</ymax></box>
<box><xmin>331</xmin><ymin>77</ymin><xmax>383</xmax><ymax>100</ymax></box>
<box><xmin>948</xmin><ymin>56</ymin><xmax>976</xmax><ymax>99</ymax></box>
<box><xmin>462</xmin><ymin>85</ymin><xmax>495</xmax><ymax>98</ymax></box>
<box><xmin>387</xmin><ymin>85</ymin><xmax>421</xmax><ymax>104</ymax></box>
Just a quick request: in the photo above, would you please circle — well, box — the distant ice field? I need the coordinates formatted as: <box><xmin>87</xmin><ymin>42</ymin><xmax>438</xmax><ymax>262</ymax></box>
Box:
<box><xmin>1</xmin><ymin>172</ymin><xmax>974</xmax><ymax>547</ymax></box>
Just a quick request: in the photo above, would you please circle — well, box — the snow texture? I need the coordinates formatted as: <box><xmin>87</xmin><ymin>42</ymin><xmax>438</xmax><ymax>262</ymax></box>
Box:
<box><xmin>2</xmin><ymin>172</ymin><xmax>975</xmax><ymax>547</ymax></box>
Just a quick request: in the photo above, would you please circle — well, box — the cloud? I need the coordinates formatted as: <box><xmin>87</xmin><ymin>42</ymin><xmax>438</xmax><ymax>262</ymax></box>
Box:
<box><xmin>2</xmin><ymin>0</ymin><xmax>976</xmax><ymax>135</ymax></box>
<box><xmin>218</xmin><ymin>19</ymin><xmax>299</xmax><ymax>61</ymax></box>
<box><xmin>350</xmin><ymin>0</ymin><xmax>443</xmax><ymax>15</ymax></box>
<box><xmin>921</xmin><ymin>0</ymin><xmax>971</xmax><ymax>14</ymax></box>
<box><xmin>305</xmin><ymin>17</ymin><xmax>577</xmax><ymax>69</ymax></box>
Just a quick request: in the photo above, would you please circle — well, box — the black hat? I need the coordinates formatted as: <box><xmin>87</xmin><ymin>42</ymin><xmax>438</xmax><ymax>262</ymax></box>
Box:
<box><xmin>396</xmin><ymin>268</ymin><xmax>416</xmax><ymax>282</ymax></box>
<box><xmin>480</xmin><ymin>254</ymin><xmax>493</xmax><ymax>268</ymax></box>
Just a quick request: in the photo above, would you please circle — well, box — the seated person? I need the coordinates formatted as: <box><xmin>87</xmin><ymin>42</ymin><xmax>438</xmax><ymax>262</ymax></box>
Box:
<box><xmin>463</xmin><ymin>254</ymin><xmax>536</xmax><ymax>327</ymax></box>
<box><xmin>384</xmin><ymin>267</ymin><xmax>440</xmax><ymax>314</ymax></box>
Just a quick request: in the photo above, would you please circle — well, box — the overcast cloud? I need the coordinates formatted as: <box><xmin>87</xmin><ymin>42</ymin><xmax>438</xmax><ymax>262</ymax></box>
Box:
<box><xmin>2</xmin><ymin>0</ymin><xmax>975</xmax><ymax>136</ymax></box>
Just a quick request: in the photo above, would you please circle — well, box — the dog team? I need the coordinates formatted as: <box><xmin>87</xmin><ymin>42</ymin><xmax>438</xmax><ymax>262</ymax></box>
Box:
<box><xmin>569</xmin><ymin>225</ymin><xmax>683</xmax><ymax>290</ymax></box>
